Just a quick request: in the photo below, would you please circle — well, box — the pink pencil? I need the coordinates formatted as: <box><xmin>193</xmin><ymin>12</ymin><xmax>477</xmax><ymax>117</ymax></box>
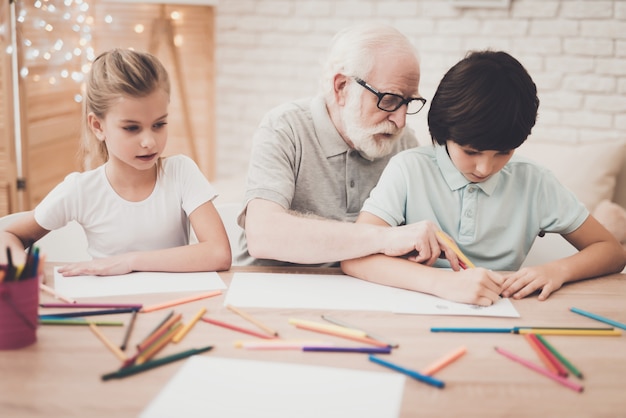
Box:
<box><xmin>201</xmin><ymin>317</ymin><xmax>277</xmax><ymax>340</ymax></box>
<box><xmin>495</xmin><ymin>347</ymin><xmax>583</xmax><ymax>393</ymax></box>
<box><xmin>525</xmin><ymin>333</ymin><xmax>568</xmax><ymax>377</ymax></box>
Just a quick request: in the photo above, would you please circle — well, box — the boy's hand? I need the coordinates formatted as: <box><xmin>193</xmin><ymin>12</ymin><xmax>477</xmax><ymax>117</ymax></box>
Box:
<box><xmin>501</xmin><ymin>266</ymin><xmax>565</xmax><ymax>301</ymax></box>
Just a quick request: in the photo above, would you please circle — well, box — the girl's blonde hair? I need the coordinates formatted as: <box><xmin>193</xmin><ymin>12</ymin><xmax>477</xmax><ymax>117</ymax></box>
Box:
<box><xmin>80</xmin><ymin>48</ymin><xmax>170</xmax><ymax>169</ymax></box>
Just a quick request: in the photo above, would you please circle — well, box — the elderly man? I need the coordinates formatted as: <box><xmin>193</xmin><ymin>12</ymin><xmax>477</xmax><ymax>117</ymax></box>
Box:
<box><xmin>235</xmin><ymin>23</ymin><xmax>455</xmax><ymax>268</ymax></box>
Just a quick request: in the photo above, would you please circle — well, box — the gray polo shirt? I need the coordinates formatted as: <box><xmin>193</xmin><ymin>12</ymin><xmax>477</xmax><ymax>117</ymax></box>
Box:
<box><xmin>235</xmin><ymin>95</ymin><xmax>418</xmax><ymax>266</ymax></box>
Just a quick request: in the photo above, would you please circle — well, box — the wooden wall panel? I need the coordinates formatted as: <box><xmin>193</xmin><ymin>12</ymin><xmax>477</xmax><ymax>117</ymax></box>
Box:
<box><xmin>0</xmin><ymin>1</ymin><xmax>17</xmax><ymax>216</ymax></box>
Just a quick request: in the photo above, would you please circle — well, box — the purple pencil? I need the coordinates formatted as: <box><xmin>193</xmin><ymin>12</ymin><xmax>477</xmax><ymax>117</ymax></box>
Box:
<box><xmin>40</xmin><ymin>302</ymin><xmax>143</xmax><ymax>309</ymax></box>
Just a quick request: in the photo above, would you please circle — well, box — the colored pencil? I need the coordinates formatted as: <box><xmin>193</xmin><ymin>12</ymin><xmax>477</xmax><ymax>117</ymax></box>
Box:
<box><xmin>527</xmin><ymin>334</ymin><xmax>569</xmax><ymax>377</ymax></box>
<box><xmin>288</xmin><ymin>318</ymin><xmax>368</xmax><ymax>338</ymax></box>
<box><xmin>201</xmin><ymin>316</ymin><xmax>276</xmax><ymax>340</ymax></box>
<box><xmin>136</xmin><ymin>313</ymin><xmax>183</xmax><ymax>352</ymax></box>
<box><xmin>5</xmin><ymin>246</ymin><xmax>15</xmax><ymax>281</ymax></box>
<box><xmin>89</xmin><ymin>323</ymin><xmax>127</xmax><ymax>362</ymax></box>
<box><xmin>140</xmin><ymin>290</ymin><xmax>222</xmax><ymax>313</ymax></box>
<box><xmin>369</xmin><ymin>355</ymin><xmax>445</xmax><ymax>389</ymax></box>
<box><xmin>293</xmin><ymin>322</ymin><xmax>390</xmax><ymax>348</ymax></box>
<box><xmin>39</xmin><ymin>283</ymin><xmax>76</xmax><ymax>304</ymax></box>
<box><xmin>431</xmin><ymin>327</ymin><xmax>513</xmax><ymax>333</ymax></box>
<box><xmin>137</xmin><ymin>310</ymin><xmax>174</xmax><ymax>348</ymax></box>
<box><xmin>535</xmin><ymin>334</ymin><xmax>583</xmax><ymax>379</ymax></box>
<box><xmin>39</xmin><ymin>318</ymin><xmax>124</xmax><ymax>326</ymax></box>
<box><xmin>302</xmin><ymin>346</ymin><xmax>392</xmax><ymax>354</ymax></box>
<box><xmin>172</xmin><ymin>307</ymin><xmax>206</xmax><ymax>343</ymax></box>
<box><xmin>120</xmin><ymin>310</ymin><xmax>138</xmax><ymax>351</ymax></box>
<box><xmin>136</xmin><ymin>323</ymin><xmax>182</xmax><ymax>366</ymax></box>
<box><xmin>39</xmin><ymin>307</ymin><xmax>138</xmax><ymax>319</ymax></box>
<box><xmin>421</xmin><ymin>346</ymin><xmax>467</xmax><ymax>376</ymax></box>
<box><xmin>523</xmin><ymin>334</ymin><xmax>562</xmax><ymax>376</ymax></box>
<box><xmin>494</xmin><ymin>346</ymin><xmax>583</xmax><ymax>393</ymax></box>
<box><xmin>40</xmin><ymin>302</ymin><xmax>143</xmax><ymax>309</ymax></box>
<box><xmin>101</xmin><ymin>346</ymin><xmax>214</xmax><ymax>381</ymax></box>
<box><xmin>570</xmin><ymin>307</ymin><xmax>626</xmax><ymax>330</ymax></box>
<box><xmin>227</xmin><ymin>304</ymin><xmax>279</xmax><ymax>337</ymax></box>
<box><xmin>430</xmin><ymin>326</ymin><xmax>617</xmax><ymax>335</ymax></box>
<box><xmin>436</xmin><ymin>231</ymin><xmax>475</xmax><ymax>268</ymax></box>
<box><xmin>321</xmin><ymin>314</ymin><xmax>399</xmax><ymax>348</ymax></box>
<box><xmin>516</xmin><ymin>328</ymin><xmax>621</xmax><ymax>336</ymax></box>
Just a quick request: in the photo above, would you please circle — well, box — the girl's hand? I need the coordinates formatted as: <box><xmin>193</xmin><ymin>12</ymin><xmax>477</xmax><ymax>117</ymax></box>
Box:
<box><xmin>57</xmin><ymin>254</ymin><xmax>133</xmax><ymax>276</ymax></box>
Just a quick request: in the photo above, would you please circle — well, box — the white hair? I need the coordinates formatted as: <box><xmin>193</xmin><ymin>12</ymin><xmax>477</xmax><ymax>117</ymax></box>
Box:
<box><xmin>320</xmin><ymin>23</ymin><xmax>419</xmax><ymax>100</ymax></box>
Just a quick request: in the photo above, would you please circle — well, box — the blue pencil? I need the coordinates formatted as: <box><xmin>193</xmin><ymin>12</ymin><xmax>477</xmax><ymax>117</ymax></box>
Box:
<box><xmin>431</xmin><ymin>327</ymin><xmax>513</xmax><ymax>333</ymax></box>
<box><xmin>570</xmin><ymin>307</ymin><xmax>626</xmax><ymax>330</ymax></box>
<box><xmin>39</xmin><ymin>307</ymin><xmax>139</xmax><ymax>319</ymax></box>
<box><xmin>368</xmin><ymin>355</ymin><xmax>445</xmax><ymax>389</ymax></box>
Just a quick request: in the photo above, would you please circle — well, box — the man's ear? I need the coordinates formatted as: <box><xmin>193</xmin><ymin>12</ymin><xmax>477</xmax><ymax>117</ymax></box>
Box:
<box><xmin>333</xmin><ymin>74</ymin><xmax>349</xmax><ymax>106</ymax></box>
<box><xmin>87</xmin><ymin>112</ymin><xmax>105</xmax><ymax>141</ymax></box>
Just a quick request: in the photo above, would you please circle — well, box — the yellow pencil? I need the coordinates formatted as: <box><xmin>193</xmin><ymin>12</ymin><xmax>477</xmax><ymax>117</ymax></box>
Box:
<box><xmin>288</xmin><ymin>318</ymin><xmax>368</xmax><ymax>338</ymax></box>
<box><xmin>172</xmin><ymin>307</ymin><xmax>207</xmax><ymax>343</ymax></box>
<box><xmin>517</xmin><ymin>328</ymin><xmax>621</xmax><ymax>336</ymax></box>
<box><xmin>227</xmin><ymin>304</ymin><xmax>279</xmax><ymax>337</ymax></box>
<box><xmin>136</xmin><ymin>323</ymin><xmax>182</xmax><ymax>365</ymax></box>
<box><xmin>89</xmin><ymin>323</ymin><xmax>127</xmax><ymax>362</ymax></box>
<box><xmin>421</xmin><ymin>346</ymin><xmax>467</xmax><ymax>376</ymax></box>
<box><xmin>436</xmin><ymin>231</ymin><xmax>475</xmax><ymax>268</ymax></box>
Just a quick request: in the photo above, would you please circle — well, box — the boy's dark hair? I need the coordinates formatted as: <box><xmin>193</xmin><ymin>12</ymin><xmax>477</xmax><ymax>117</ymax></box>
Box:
<box><xmin>428</xmin><ymin>50</ymin><xmax>539</xmax><ymax>151</ymax></box>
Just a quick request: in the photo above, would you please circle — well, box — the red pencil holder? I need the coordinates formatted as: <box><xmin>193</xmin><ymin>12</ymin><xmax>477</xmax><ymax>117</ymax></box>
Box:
<box><xmin>0</xmin><ymin>275</ymin><xmax>39</xmax><ymax>350</ymax></box>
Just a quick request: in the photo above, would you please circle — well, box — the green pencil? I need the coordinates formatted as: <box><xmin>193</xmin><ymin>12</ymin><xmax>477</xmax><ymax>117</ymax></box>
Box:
<box><xmin>101</xmin><ymin>345</ymin><xmax>213</xmax><ymax>381</ymax></box>
<box><xmin>535</xmin><ymin>334</ymin><xmax>583</xmax><ymax>379</ymax></box>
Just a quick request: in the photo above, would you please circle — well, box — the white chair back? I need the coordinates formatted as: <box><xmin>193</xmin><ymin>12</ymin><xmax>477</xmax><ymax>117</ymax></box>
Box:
<box><xmin>0</xmin><ymin>211</ymin><xmax>90</xmax><ymax>262</ymax></box>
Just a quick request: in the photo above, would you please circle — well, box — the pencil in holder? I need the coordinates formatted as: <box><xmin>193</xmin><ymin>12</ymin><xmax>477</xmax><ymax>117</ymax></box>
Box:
<box><xmin>0</xmin><ymin>271</ymin><xmax>39</xmax><ymax>350</ymax></box>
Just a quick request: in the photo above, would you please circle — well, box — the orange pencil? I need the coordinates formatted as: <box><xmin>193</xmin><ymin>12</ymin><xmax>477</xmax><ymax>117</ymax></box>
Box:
<box><xmin>421</xmin><ymin>346</ymin><xmax>467</xmax><ymax>376</ymax></box>
<box><xmin>141</xmin><ymin>290</ymin><xmax>222</xmax><ymax>313</ymax></box>
<box><xmin>136</xmin><ymin>312</ymin><xmax>182</xmax><ymax>352</ymax></box>
<box><xmin>135</xmin><ymin>323</ymin><xmax>182</xmax><ymax>365</ymax></box>
<box><xmin>523</xmin><ymin>334</ymin><xmax>560</xmax><ymax>376</ymax></box>
<box><xmin>526</xmin><ymin>334</ymin><xmax>568</xmax><ymax>377</ymax></box>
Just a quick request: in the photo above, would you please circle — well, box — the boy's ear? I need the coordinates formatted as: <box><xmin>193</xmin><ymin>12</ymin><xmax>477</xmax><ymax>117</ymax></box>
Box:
<box><xmin>87</xmin><ymin>112</ymin><xmax>105</xmax><ymax>141</ymax></box>
<box><xmin>333</xmin><ymin>74</ymin><xmax>349</xmax><ymax>106</ymax></box>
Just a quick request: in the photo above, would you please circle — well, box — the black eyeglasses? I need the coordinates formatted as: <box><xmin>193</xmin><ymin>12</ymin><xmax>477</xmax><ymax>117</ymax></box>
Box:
<box><xmin>353</xmin><ymin>77</ymin><xmax>427</xmax><ymax>115</ymax></box>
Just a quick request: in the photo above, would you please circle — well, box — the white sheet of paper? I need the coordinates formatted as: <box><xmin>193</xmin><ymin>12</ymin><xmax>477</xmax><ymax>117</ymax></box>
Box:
<box><xmin>139</xmin><ymin>356</ymin><xmax>405</xmax><ymax>418</ymax></box>
<box><xmin>224</xmin><ymin>272</ymin><xmax>519</xmax><ymax>318</ymax></box>
<box><xmin>54</xmin><ymin>268</ymin><xmax>226</xmax><ymax>298</ymax></box>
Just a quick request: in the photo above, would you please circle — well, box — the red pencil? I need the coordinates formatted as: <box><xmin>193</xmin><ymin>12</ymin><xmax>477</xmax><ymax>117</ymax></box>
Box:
<box><xmin>526</xmin><ymin>334</ymin><xmax>569</xmax><ymax>377</ymax></box>
<box><xmin>201</xmin><ymin>317</ymin><xmax>277</xmax><ymax>340</ymax></box>
<box><xmin>523</xmin><ymin>334</ymin><xmax>562</xmax><ymax>376</ymax></box>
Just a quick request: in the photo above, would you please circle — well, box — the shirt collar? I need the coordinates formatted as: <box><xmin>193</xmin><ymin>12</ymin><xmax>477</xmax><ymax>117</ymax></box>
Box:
<box><xmin>311</xmin><ymin>95</ymin><xmax>352</xmax><ymax>158</ymax></box>
<box><xmin>435</xmin><ymin>144</ymin><xmax>500</xmax><ymax>195</ymax></box>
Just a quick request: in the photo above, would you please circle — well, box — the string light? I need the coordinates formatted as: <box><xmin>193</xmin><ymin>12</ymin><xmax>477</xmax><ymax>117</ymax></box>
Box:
<box><xmin>9</xmin><ymin>0</ymin><xmax>95</xmax><ymax>103</ymax></box>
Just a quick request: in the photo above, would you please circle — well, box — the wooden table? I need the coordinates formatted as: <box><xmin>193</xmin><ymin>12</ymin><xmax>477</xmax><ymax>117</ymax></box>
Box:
<box><xmin>1</xmin><ymin>266</ymin><xmax>625</xmax><ymax>417</ymax></box>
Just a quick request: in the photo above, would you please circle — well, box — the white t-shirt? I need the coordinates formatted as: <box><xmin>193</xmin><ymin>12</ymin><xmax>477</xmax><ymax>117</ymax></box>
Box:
<box><xmin>35</xmin><ymin>155</ymin><xmax>216</xmax><ymax>259</ymax></box>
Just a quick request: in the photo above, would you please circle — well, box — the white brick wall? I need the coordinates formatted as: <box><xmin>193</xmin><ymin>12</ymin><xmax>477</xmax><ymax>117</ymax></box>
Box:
<box><xmin>212</xmin><ymin>0</ymin><xmax>626</xmax><ymax>202</ymax></box>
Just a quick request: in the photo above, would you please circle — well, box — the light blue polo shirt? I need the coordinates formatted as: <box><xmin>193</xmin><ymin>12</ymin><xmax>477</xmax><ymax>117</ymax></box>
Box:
<box><xmin>362</xmin><ymin>144</ymin><xmax>589</xmax><ymax>270</ymax></box>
